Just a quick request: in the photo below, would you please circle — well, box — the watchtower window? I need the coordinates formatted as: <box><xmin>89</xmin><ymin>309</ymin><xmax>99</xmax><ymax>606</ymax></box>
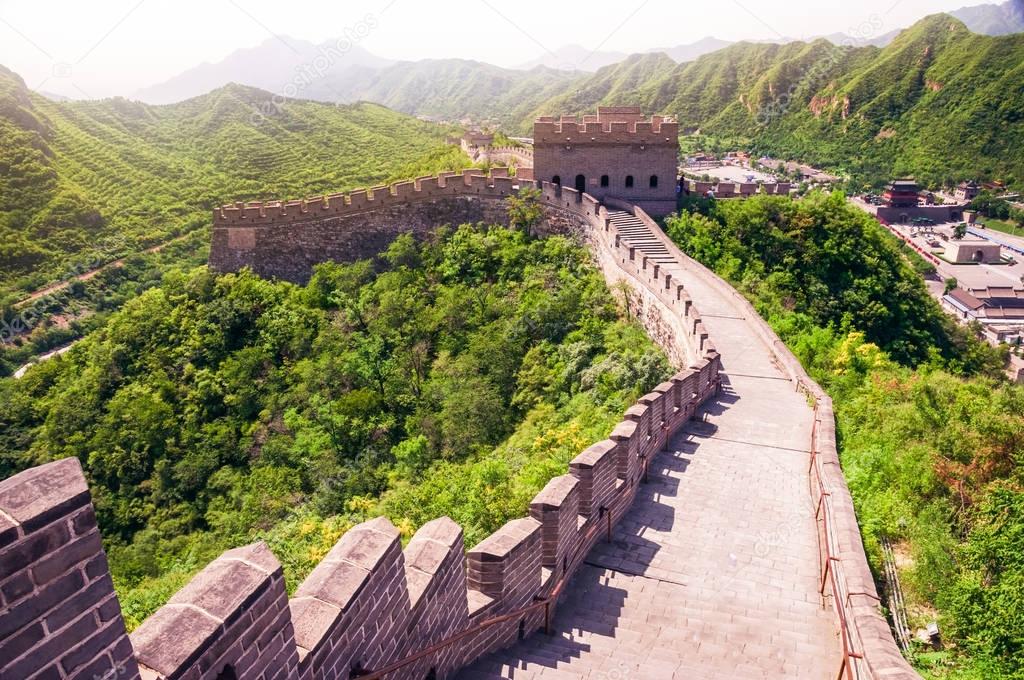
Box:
<box><xmin>625</xmin><ymin>175</ymin><xmax>634</xmax><ymax>188</ymax></box>
<box><xmin>600</xmin><ymin>175</ymin><xmax>609</xmax><ymax>187</ymax></box>
<box><xmin>649</xmin><ymin>175</ymin><xmax>659</xmax><ymax>188</ymax></box>
<box><xmin>575</xmin><ymin>174</ymin><xmax>586</xmax><ymax>193</ymax></box>
<box><xmin>552</xmin><ymin>175</ymin><xmax>561</xmax><ymax>185</ymax></box>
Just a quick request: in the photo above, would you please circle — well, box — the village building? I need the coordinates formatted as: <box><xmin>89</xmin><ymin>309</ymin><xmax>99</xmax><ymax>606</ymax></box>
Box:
<box><xmin>954</xmin><ymin>180</ymin><xmax>980</xmax><ymax>202</ymax></box>
<box><xmin>877</xmin><ymin>178</ymin><xmax>968</xmax><ymax>224</ymax></box>
<box><xmin>942</xmin><ymin>285</ymin><xmax>1024</xmax><ymax>345</ymax></box>
<box><xmin>943</xmin><ymin>239</ymin><xmax>1003</xmax><ymax>264</ymax></box>
<box><xmin>882</xmin><ymin>179</ymin><xmax>921</xmax><ymax>208</ymax></box>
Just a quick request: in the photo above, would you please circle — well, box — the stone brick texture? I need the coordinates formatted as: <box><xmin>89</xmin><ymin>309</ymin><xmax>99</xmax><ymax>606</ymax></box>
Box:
<box><xmin>533</xmin><ymin>108</ymin><xmax>679</xmax><ymax>217</ymax></box>
<box><xmin>0</xmin><ymin>458</ymin><xmax>141</xmax><ymax>680</ymax></box>
<box><xmin>685</xmin><ymin>178</ymin><xmax>792</xmax><ymax>197</ymax></box>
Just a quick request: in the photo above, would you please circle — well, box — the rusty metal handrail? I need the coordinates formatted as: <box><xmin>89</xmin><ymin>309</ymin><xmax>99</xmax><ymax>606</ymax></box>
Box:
<box><xmin>809</xmin><ymin>400</ymin><xmax>861</xmax><ymax>680</ymax></box>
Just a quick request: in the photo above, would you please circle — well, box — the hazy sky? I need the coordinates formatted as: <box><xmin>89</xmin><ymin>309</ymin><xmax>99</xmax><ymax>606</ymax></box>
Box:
<box><xmin>0</xmin><ymin>0</ymin><xmax>974</xmax><ymax>98</ymax></box>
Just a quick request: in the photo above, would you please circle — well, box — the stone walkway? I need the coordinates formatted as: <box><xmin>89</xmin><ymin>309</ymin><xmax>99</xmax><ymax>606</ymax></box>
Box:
<box><xmin>458</xmin><ymin>214</ymin><xmax>839</xmax><ymax>679</ymax></box>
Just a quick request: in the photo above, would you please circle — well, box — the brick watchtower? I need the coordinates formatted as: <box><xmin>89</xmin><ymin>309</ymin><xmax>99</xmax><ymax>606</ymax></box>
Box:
<box><xmin>533</xmin><ymin>107</ymin><xmax>679</xmax><ymax>217</ymax></box>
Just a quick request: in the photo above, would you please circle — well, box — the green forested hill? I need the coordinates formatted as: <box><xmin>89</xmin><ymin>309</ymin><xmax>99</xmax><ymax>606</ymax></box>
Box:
<box><xmin>270</xmin><ymin>14</ymin><xmax>1023</xmax><ymax>187</ymax></box>
<box><xmin>4</xmin><ymin>11</ymin><xmax>1021</xmax><ymax>298</ymax></box>
<box><xmin>0</xmin><ymin>64</ymin><xmax>467</xmax><ymax>297</ymax></box>
<box><xmin>523</xmin><ymin>15</ymin><xmax>1024</xmax><ymax>186</ymax></box>
<box><xmin>304</xmin><ymin>59</ymin><xmax>582</xmax><ymax>129</ymax></box>
<box><xmin>0</xmin><ymin>224</ymin><xmax>670</xmax><ymax>629</ymax></box>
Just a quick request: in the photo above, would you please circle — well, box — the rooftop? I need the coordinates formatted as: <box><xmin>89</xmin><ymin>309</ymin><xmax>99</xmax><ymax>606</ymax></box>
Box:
<box><xmin>968</xmin><ymin>286</ymin><xmax>1024</xmax><ymax>301</ymax></box>
<box><xmin>946</xmin><ymin>287</ymin><xmax>985</xmax><ymax>311</ymax></box>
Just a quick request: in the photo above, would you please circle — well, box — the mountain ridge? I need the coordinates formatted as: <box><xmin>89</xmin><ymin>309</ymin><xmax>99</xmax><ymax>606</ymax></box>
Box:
<box><xmin>0</xmin><ymin>65</ymin><xmax>465</xmax><ymax>296</ymax></box>
<box><xmin>117</xmin><ymin>2</ymin><xmax>1024</xmax><ymax>108</ymax></box>
<box><xmin>950</xmin><ymin>0</ymin><xmax>1024</xmax><ymax>35</ymax></box>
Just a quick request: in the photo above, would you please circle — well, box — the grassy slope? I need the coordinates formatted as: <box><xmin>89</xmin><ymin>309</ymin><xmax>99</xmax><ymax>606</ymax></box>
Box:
<box><xmin>0</xmin><ymin>65</ymin><xmax>468</xmax><ymax>298</ymax></box>
<box><xmin>516</xmin><ymin>15</ymin><xmax>1024</xmax><ymax>186</ymax></box>
<box><xmin>306</xmin><ymin>59</ymin><xmax>583</xmax><ymax>130</ymax></box>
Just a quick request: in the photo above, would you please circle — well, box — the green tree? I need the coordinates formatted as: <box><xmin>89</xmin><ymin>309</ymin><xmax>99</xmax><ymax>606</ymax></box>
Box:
<box><xmin>506</xmin><ymin>186</ymin><xmax>544</xmax><ymax>237</ymax></box>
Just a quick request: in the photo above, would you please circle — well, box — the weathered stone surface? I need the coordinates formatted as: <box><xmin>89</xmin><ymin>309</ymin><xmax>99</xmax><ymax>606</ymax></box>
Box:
<box><xmin>530</xmin><ymin>475</ymin><xmax>578</xmax><ymax>511</ymax></box>
<box><xmin>289</xmin><ymin>596</ymin><xmax>341</xmax><ymax>653</ymax></box>
<box><xmin>131</xmin><ymin>605</ymin><xmax>220</xmax><ymax>677</ymax></box>
<box><xmin>167</xmin><ymin>556</ymin><xmax>269</xmax><ymax>621</ymax></box>
<box><xmin>0</xmin><ymin>457</ymin><xmax>89</xmax><ymax>532</ymax></box>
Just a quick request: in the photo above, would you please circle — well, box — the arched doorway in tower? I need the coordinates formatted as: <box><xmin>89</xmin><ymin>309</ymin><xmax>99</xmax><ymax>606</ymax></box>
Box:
<box><xmin>552</xmin><ymin>175</ymin><xmax>561</xmax><ymax>185</ymax></box>
<box><xmin>575</xmin><ymin>174</ymin><xmax>586</xmax><ymax>193</ymax></box>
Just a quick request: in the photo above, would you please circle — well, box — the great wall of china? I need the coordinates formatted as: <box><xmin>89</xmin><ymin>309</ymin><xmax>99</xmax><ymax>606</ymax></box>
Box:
<box><xmin>2</xmin><ymin>153</ymin><xmax>920</xmax><ymax>677</ymax></box>
<box><xmin>684</xmin><ymin>179</ymin><xmax>792</xmax><ymax>198</ymax></box>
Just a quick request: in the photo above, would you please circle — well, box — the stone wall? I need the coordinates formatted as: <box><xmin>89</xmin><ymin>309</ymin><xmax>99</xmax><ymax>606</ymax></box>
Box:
<box><xmin>5</xmin><ymin>176</ymin><xmax>728</xmax><ymax>679</ymax></box>
<box><xmin>464</xmin><ymin>144</ymin><xmax>534</xmax><ymax>170</ymax></box>
<box><xmin>0</xmin><ymin>359</ymin><xmax>720</xmax><ymax>680</ymax></box>
<box><xmin>209</xmin><ymin>171</ymin><xmax>708</xmax><ymax>371</ymax></box>
<box><xmin>3</xmin><ymin>164</ymin><xmax>916</xmax><ymax>679</ymax></box>
<box><xmin>685</xmin><ymin>179</ymin><xmax>792</xmax><ymax>197</ymax></box>
<box><xmin>0</xmin><ymin>458</ymin><xmax>140</xmax><ymax>680</ymax></box>
<box><xmin>209</xmin><ymin>170</ymin><xmax>516</xmax><ymax>282</ymax></box>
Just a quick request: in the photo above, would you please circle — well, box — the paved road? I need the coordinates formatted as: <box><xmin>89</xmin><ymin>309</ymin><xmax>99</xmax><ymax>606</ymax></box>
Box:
<box><xmin>458</xmin><ymin>213</ymin><xmax>839</xmax><ymax>679</ymax></box>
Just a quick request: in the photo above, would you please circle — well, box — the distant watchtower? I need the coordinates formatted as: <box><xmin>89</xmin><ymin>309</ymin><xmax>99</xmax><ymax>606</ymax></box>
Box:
<box><xmin>533</xmin><ymin>107</ymin><xmax>679</xmax><ymax>217</ymax></box>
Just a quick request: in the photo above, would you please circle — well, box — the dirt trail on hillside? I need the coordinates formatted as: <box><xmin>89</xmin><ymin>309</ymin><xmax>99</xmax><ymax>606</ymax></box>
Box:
<box><xmin>14</xmin><ymin>234</ymin><xmax>191</xmax><ymax>308</ymax></box>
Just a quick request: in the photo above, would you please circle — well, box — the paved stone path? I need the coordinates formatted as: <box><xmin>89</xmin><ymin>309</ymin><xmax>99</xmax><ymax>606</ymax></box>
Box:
<box><xmin>458</xmin><ymin>212</ymin><xmax>839</xmax><ymax>679</ymax></box>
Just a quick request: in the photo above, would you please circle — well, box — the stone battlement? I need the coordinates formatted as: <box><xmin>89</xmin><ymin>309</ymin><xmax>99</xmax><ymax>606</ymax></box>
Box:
<box><xmin>533</xmin><ymin>115</ymin><xmax>678</xmax><ymax>145</ymax></box>
<box><xmin>1</xmin><ymin>346</ymin><xmax>721</xmax><ymax>680</ymax></box>
<box><xmin>685</xmin><ymin>179</ymin><xmax>793</xmax><ymax>197</ymax></box>
<box><xmin>213</xmin><ymin>169</ymin><xmax>509</xmax><ymax>228</ymax></box>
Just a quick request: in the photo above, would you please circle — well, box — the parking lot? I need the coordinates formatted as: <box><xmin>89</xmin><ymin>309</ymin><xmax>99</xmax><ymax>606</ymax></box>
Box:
<box><xmin>686</xmin><ymin>164</ymin><xmax>778</xmax><ymax>184</ymax></box>
<box><xmin>888</xmin><ymin>220</ymin><xmax>1024</xmax><ymax>290</ymax></box>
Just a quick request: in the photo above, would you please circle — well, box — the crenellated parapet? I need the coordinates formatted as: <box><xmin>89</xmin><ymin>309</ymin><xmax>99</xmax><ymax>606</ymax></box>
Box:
<box><xmin>5</xmin><ymin>176</ymin><xmax>728</xmax><ymax>680</ymax></box>
<box><xmin>0</xmin><ymin>458</ymin><xmax>140</xmax><ymax>680</ymax></box>
<box><xmin>686</xmin><ymin>179</ymin><xmax>793</xmax><ymax>197</ymax></box>
<box><xmin>0</xmin><ymin>361</ymin><xmax>720</xmax><ymax>680</ymax></box>
<box><xmin>130</xmin><ymin>542</ymin><xmax>298</xmax><ymax>680</ymax></box>
<box><xmin>211</xmin><ymin>170</ymin><xmax>511</xmax><ymax>228</ymax></box>
<box><xmin>533</xmin><ymin>114</ymin><xmax>679</xmax><ymax>145</ymax></box>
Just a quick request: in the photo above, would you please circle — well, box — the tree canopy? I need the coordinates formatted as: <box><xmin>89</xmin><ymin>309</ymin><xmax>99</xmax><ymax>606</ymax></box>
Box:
<box><xmin>0</xmin><ymin>223</ymin><xmax>670</xmax><ymax>629</ymax></box>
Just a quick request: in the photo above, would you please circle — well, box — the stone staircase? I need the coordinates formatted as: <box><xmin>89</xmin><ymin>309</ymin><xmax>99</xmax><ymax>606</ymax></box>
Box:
<box><xmin>606</xmin><ymin>209</ymin><xmax>675</xmax><ymax>268</ymax></box>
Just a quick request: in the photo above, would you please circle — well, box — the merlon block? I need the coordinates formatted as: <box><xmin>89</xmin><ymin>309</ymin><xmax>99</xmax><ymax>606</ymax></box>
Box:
<box><xmin>0</xmin><ymin>457</ymin><xmax>89</xmax><ymax>533</ymax></box>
